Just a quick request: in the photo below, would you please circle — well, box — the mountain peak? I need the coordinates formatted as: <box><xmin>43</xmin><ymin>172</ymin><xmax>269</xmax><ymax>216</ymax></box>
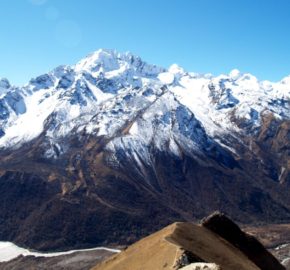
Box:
<box><xmin>75</xmin><ymin>48</ymin><xmax>120</xmax><ymax>73</ymax></box>
<box><xmin>74</xmin><ymin>49</ymin><xmax>165</xmax><ymax>77</ymax></box>
<box><xmin>168</xmin><ymin>63</ymin><xmax>185</xmax><ymax>74</ymax></box>
<box><xmin>0</xmin><ymin>78</ymin><xmax>11</xmax><ymax>96</ymax></box>
<box><xmin>0</xmin><ymin>78</ymin><xmax>10</xmax><ymax>89</ymax></box>
<box><xmin>0</xmin><ymin>48</ymin><xmax>289</xmax><ymax>150</ymax></box>
<box><xmin>281</xmin><ymin>75</ymin><xmax>290</xmax><ymax>84</ymax></box>
<box><xmin>229</xmin><ymin>69</ymin><xmax>241</xmax><ymax>80</ymax></box>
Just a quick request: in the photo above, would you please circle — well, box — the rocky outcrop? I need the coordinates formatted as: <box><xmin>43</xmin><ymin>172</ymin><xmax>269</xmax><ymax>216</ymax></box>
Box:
<box><xmin>202</xmin><ymin>212</ymin><xmax>285</xmax><ymax>270</ymax></box>
<box><xmin>180</xmin><ymin>264</ymin><xmax>221</xmax><ymax>270</ymax></box>
<box><xmin>92</xmin><ymin>214</ymin><xmax>285</xmax><ymax>270</ymax></box>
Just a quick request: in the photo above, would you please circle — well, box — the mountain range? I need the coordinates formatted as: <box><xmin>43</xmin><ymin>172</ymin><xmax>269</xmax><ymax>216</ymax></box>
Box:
<box><xmin>0</xmin><ymin>49</ymin><xmax>289</xmax><ymax>251</ymax></box>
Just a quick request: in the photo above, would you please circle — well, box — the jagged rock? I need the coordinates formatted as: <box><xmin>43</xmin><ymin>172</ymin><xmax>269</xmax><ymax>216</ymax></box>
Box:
<box><xmin>0</xmin><ymin>78</ymin><xmax>10</xmax><ymax>89</ymax></box>
<box><xmin>202</xmin><ymin>212</ymin><xmax>285</xmax><ymax>270</ymax></box>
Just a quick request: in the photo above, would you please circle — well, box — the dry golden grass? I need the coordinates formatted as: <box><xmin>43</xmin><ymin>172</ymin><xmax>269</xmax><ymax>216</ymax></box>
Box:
<box><xmin>92</xmin><ymin>222</ymin><xmax>181</xmax><ymax>270</ymax></box>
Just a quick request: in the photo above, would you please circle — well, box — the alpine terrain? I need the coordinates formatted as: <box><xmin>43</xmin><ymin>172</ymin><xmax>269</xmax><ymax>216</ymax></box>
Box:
<box><xmin>0</xmin><ymin>49</ymin><xmax>289</xmax><ymax>251</ymax></box>
<box><xmin>1</xmin><ymin>213</ymin><xmax>287</xmax><ymax>269</ymax></box>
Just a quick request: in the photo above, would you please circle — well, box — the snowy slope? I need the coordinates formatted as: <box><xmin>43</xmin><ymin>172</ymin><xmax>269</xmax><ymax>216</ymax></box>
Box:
<box><xmin>0</xmin><ymin>49</ymin><xmax>289</xmax><ymax>156</ymax></box>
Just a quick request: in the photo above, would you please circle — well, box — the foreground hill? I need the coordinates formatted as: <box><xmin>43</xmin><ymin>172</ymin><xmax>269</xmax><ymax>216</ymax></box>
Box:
<box><xmin>92</xmin><ymin>213</ymin><xmax>285</xmax><ymax>270</ymax></box>
<box><xmin>0</xmin><ymin>49</ymin><xmax>289</xmax><ymax>250</ymax></box>
<box><xmin>0</xmin><ymin>213</ymin><xmax>286</xmax><ymax>270</ymax></box>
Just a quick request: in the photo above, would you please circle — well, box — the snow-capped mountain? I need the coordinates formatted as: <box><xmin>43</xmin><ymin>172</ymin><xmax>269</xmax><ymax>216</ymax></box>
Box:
<box><xmin>0</xmin><ymin>49</ymin><xmax>289</xmax><ymax>155</ymax></box>
<box><xmin>0</xmin><ymin>49</ymin><xmax>289</xmax><ymax>251</ymax></box>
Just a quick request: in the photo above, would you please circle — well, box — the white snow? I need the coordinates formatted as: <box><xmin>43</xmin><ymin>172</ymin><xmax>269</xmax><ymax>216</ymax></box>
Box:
<box><xmin>168</xmin><ymin>137</ymin><xmax>182</xmax><ymax>157</ymax></box>
<box><xmin>129</xmin><ymin>122</ymin><xmax>139</xmax><ymax>135</ymax></box>
<box><xmin>229</xmin><ymin>69</ymin><xmax>241</xmax><ymax>80</ymax></box>
<box><xmin>170</xmin><ymin>75</ymin><xmax>225</xmax><ymax>137</ymax></box>
<box><xmin>0</xmin><ymin>48</ymin><xmax>289</xmax><ymax>159</ymax></box>
<box><xmin>168</xmin><ymin>64</ymin><xmax>185</xmax><ymax>74</ymax></box>
<box><xmin>158</xmin><ymin>72</ymin><xmax>175</xmax><ymax>85</ymax></box>
<box><xmin>0</xmin><ymin>88</ymin><xmax>58</xmax><ymax>147</ymax></box>
<box><xmin>0</xmin><ymin>241</ymin><xmax>120</xmax><ymax>263</ymax></box>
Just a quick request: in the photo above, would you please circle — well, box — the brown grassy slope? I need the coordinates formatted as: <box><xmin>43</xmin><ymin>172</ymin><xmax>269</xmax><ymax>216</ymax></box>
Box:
<box><xmin>91</xmin><ymin>222</ymin><xmax>180</xmax><ymax>270</ymax></box>
<box><xmin>92</xmin><ymin>222</ymin><xmax>260</xmax><ymax>270</ymax></box>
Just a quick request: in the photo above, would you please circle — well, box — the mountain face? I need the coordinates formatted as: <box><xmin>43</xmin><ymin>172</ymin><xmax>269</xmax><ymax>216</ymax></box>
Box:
<box><xmin>0</xmin><ymin>49</ymin><xmax>290</xmax><ymax>250</ymax></box>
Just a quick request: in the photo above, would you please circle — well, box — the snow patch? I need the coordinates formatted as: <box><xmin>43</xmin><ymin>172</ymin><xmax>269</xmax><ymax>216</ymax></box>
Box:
<box><xmin>158</xmin><ymin>72</ymin><xmax>175</xmax><ymax>85</ymax></box>
<box><xmin>229</xmin><ymin>69</ymin><xmax>241</xmax><ymax>80</ymax></box>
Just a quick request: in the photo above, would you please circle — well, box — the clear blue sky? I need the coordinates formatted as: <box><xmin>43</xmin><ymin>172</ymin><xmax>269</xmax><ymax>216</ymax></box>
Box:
<box><xmin>1</xmin><ymin>0</ymin><xmax>290</xmax><ymax>85</ymax></box>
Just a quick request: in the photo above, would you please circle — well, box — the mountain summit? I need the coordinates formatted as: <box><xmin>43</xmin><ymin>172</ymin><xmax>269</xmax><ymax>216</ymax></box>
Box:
<box><xmin>0</xmin><ymin>49</ymin><xmax>289</xmax><ymax>251</ymax></box>
<box><xmin>0</xmin><ymin>49</ymin><xmax>289</xmax><ymax>150</ymax></box>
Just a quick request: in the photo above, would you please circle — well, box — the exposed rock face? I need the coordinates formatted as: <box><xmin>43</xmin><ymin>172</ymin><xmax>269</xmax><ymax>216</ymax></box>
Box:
<box><xmin>180</xmin><ymin>263</ymin><xmax>221</xmax><ymax>270</ymax></box>
<box><xmin>202</xmin><ymin>212</ymin><xmax>285</xmax><ymax>270</ymax></box>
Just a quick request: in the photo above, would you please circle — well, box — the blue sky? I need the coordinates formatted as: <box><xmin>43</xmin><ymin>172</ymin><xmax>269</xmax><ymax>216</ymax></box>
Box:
<box><xmin>1</xmin><ymin>0</ymin><xmax>290</xmax><ymax>85</ymax></box>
